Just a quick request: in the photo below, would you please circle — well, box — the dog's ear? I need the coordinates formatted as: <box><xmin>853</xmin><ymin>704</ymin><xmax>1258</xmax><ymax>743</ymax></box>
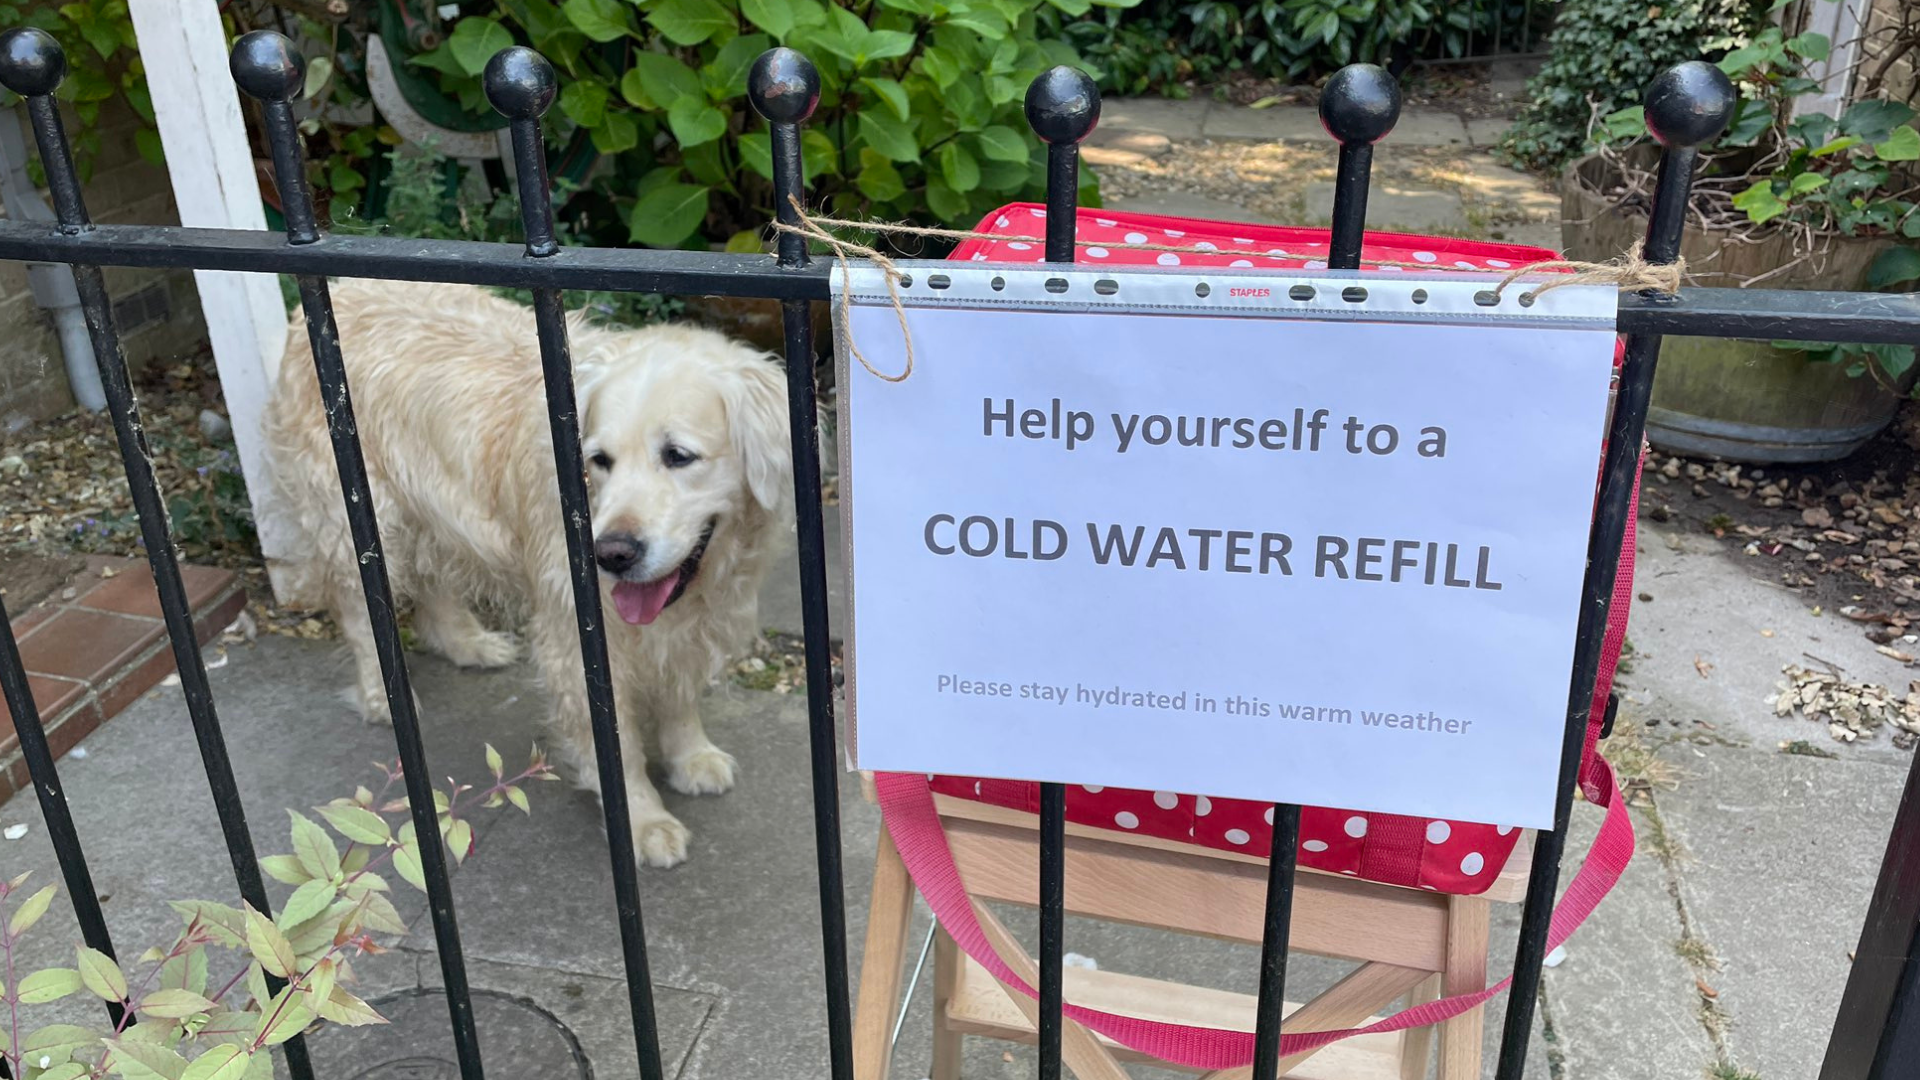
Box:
<box><xmin>723</xmin><ymin>354</ymin><xmax>793</xmax><ymax>515</ymax></box>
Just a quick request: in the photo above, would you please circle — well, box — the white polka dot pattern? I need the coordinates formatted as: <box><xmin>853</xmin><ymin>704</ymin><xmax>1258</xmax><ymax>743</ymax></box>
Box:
<box><xmin>1115</xmin><ymin>811</ymin><xmax>1139</xmax><ymax>829</ymax></box>
<box><xmin>1345</xmin><ymin>816</ymin><xmax>1368</xmax><ymax>838</ymax></box>
<box><xmin>1303</xmin><ymin>839</ymin><xmax>1328</xmax><ymax>852</ymax></box>
<box><xmin>1157</xmin><ymin>253</ymin><xmax>1180</xmax><ymax>265</ymax></box>
<box><xmin>1153</xmin><ymin>791</ymin><xmax>1178</xmax><ymax>810</ymax></box>
<box><xmin>1224</xmin><ymin>829</ymin><xmax>1250</xmax><ymax>845</ymax></box>
<box><xmin>1426</xmin><ymin>820</ymin><xmax>1451</xmax><ymax>844</ymax></box>
<box><xmin>1194</xmin><ymin>796</ymin><xmax>1211</xmax><ymax>816</ymax></box>
<box><xmin>1460</xmin><ymin>852</ymin><xmax>1485</xmax><ymax>875</ymax></box>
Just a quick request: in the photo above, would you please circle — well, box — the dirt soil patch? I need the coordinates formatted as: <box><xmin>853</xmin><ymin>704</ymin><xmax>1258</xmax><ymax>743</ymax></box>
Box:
<box><xmin>1642</xmin><ymin>402</ymin><xmax>1920</xmax><ymax>653</ymax></box>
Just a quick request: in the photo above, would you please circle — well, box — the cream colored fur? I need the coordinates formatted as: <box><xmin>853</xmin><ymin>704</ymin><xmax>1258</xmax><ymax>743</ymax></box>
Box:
<box><xmin>263</xmin><ymin>279</ymin><xmax>792</xmax><ymax>868</ymax></box>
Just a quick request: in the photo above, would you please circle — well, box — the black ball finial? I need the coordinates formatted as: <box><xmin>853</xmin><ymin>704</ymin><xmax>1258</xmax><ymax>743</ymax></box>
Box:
<box><xmin>484</xmin><ymin>47</ymin><xmax>556</xmax><ymax>120</ymax></box>
<box><xmin>1319</xmin><ymin>64</ymin><xmax>1402</xmax><ymax>145</ymax></box>
<box><xmin>748</xmin><ymin>48</ymin><xmax>819</xmax><ymax>125</ymax></box>
<box><xmin>1644</xmin><ymin>60</ymin><xmax>1739</xmax><ymax>149</ymax></box>
<box><xmin>230</xmin><ymin>30</ymin><xmax>305</xmax><ymax>103</ymax></box>
<box><xmin>0</xmin><ymin>27</ymin><xmax>67</xmax><ymax>98</ymax></box>
<box><xmin>1024</xmin><ymin>66</ymin><xmax>1100</xmax><ymax>145</ymax></box>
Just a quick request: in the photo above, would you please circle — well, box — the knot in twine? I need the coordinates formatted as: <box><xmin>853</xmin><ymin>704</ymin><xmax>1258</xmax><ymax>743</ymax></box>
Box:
<box><xmin>770</xmin><ymin>196</ymin><xmax>1687</xmax><ymax>384</ymax></box>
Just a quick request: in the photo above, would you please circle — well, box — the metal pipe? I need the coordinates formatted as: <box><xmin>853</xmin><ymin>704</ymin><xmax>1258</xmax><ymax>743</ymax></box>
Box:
<box><xmin>0</xmin><ymin>104</ymin><xmax>102</xmax><ymax>410</ymax></box>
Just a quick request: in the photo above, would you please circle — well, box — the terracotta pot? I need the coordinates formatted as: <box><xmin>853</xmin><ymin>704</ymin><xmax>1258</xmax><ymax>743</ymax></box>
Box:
<box><xmin>1562</xmin><ymin>155</ymin><xmax>1911</xmax><ymax>463</ymax></box>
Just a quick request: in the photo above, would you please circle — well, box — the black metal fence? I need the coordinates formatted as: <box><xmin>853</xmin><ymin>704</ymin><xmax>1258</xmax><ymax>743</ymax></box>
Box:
<box><xmin>0</xmin><ymin>21</ymin><xmax>1916</xmax><ymax>1080</ymax></box>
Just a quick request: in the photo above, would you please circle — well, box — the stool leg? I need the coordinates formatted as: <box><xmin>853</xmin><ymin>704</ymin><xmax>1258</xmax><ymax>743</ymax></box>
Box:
<box><xmin>932</xmin><ymin>926</ymin><xmax>963</xmax><ymax>1080</ymax></box>
<box><xmin>855</xmin><ymin>831</ymin><xmax>916</xmax><ymax>1080</ymax></box>
<box><xmin>1399</xmin><ymin>974</ymin><xmax>1440</xmax><ymax>1080</ymax></box>
<box><xmin>1438</xmin><ymin>896</ymin><xmax>1489</xmax><ymax>1080</ymax></box>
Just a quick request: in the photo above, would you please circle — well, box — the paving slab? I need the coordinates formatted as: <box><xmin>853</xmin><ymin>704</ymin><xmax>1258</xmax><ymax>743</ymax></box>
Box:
<box><xmin>758</xmin><ymin>506</ymin><xmax>846</xmax><ymax>638</ymax></box>
<box><xmin>1105</xmin><ymin>191</ymin><xmax>1285</xmax><ymax>226</ymax></box>
<box><xmin>1525</xmin><ymin>797</ymin><xmax>1717</xmax><ymax>1079</ymax></box>
<box><xmin>1200</xmin><ymin>104</ymin><xmax>1330</xmax><ymax>143</ymax></box>
<box><xmin>1301</xmin><ymin>180</ymin><xmax>1471</xmax><ymax>234</ymax></box>
<box><xmin>1656</xmin><ymin>743</ymin><xmax>1909</xmax><ymax>1077</ymax></box>
<box><xmin>1466</xmin><ymin>117</ymin><xmax>1516</xmax><ymax>148</ymax></box>
<box><xmin>1096</xmin><ymin>98</ymin><xmax>1211</xmax><ymax>143</ymax></box>
<box><xmin>1621</xmin><ymin>521</ymin><xmax>1916</xmax><ymax>764</ymax></box>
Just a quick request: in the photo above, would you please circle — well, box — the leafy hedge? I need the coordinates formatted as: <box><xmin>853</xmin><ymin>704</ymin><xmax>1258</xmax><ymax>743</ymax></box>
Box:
<box><xmin>404</xmin><ymin>0</ymin><xmax>1134</xmax><ymax>251</ymax></box>
<box><xmin>1499</xmin><ymin>0</ymin><xmax>1767</xmax><ymax>172</ymax></box>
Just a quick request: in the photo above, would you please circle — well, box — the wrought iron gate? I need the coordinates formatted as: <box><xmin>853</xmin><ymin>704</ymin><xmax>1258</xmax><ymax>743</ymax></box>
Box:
<box><xmin>0</xmin><ymin>22</ymin><xmax>1916</xmax><ymax>1080</ymax></box>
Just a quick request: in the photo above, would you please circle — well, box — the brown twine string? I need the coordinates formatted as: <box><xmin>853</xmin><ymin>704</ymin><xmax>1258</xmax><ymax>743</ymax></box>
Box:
<box><xmin>773</xmin><ymin>197</ymin><xmax>1687</xmax><ymax>383</ymax></box>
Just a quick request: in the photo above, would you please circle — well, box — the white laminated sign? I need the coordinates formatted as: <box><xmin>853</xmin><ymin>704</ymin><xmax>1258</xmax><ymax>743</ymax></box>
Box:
<box><xmin>835</xmin><ymin>265</ymin><xmax>1619</xmax><ymax>829</ymax></box>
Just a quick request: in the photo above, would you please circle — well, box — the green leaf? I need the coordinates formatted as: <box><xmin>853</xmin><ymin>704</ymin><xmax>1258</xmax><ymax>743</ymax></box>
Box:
<box><xmin>135</xmin><ymin>128</ymin><xmax>165</xmax><ymax>167</ymax></box>
<box><xmin>0</xmin><ymin>965</ymin><xmax>50</xmax><ymax>1003</ymax></box>
<box><xmin>302</xmin><ymin>56</ymin><xmax>333</xmax><ymax>101</ymax></box>
<box><xmin>593</xmin><ymin>112</ymin><xmax>640</xmax><ymax>154</ymax></box>
<box><xmin>447</xmin><ymin>18</ymin><xmax>515</xmax><ymax>76</ymax></box>
<box><xmin>289</xmin><ymin>811</ymin><xmax>340</xmax><ymax>882</ymax></box>
<box><xmin>559</xmin><ymin>81</ymin><xmax>609</xmax><ymax>129</ymax></box>
<box><xmin>708</xmin><ymin>33</ymin><xmax>772</xmax><ymax>99</ymax></box>
<box><xmin>77</xmin><ymin>946</ymin><xmax>128</xmax><ymax>1003</ymax></box>
<box><xmin>939</xmin><ymin>142</ymin><xmax>980</xmax><ymax>193</ymax></box>
<box><xmin>865</xmin><ymin>30</ymin><xmax>914</xmax><ymax>61</ymax></box>
<box><xmin>258</xmin><ymin>855</ymin><xmax>310</xmax><ymax>886</ymax></box>
<box><xmin>23</xmin><ymin>1025</ymin><xmax>98</xmax><ymax>1057</ymax></box>
<box><xmin>159</xmin><ymin>947</ymin><xmax>208</xmax><ymax>997</ymax></box>
<box><xmin>1785</xmin><ymin>32</ymin><xmax>1830</xmax><ymax>62</ymax></box>
<box><xmin>742</xmin><ymin>0</ymin><xmax>796</xmax><ymax>38</ymax></box>
<box><xmin>357</xmin><ymin>892</ymin><xmax>408</xmax><ymax>935</ymax></box>
<box><xmin>254</xmin><ymin>987</ymin><xmax>316</xmax><ymax>1047</ymax></box>
<box><xmin>392</xmin><ymin>841</ymin><xmax>426</xmax><ymax>892</ymax></box>
<box><xmin>179</xmin><ymin>1045</ymin><xmax>250</xmax><ymax>1080</ymax></box>
<box><xmin>279</xmin><ymin>879</ymin><xmax>338</xmax><ymax>929</ymax></box>
<box><xmin>1875</xmin><ymin>126</ymin><xmax>1920</xmax><ymax>162</ymax></box>
<box><xmin>317</xmin><ymin>805</ymin><xmax>391</xmax><ymax>847</ymax></box>
<box><xmin>314</xmin><ymin>984</ymin><xmax>386</xmax><ymax>1027</ymax></box>
<box><xmin>1789</xmin><ymin>172</ymin><xmax>1829</xmax><ymax>194</ymax></box>
<box><xmin>667</xmin><ymin>98</ymin><xmax>729</xmax><ymax>147</ymax></box>
<box><xmin>648</xmin><ymin>0</ymin><xmax>733</xmax><ymax>45</ymax></box>
<box><xmin>137</xmin><ymin>988</ymin><xmax>218</xmax><ymax>1020</ymax></box>
<box><xmin>506</xmin><ymin>786</ymin><xmax>531</xmax><ymax>814</ymax></box>
<box><xmin>1046</xmin><ymin>0</ymin><xmax>1093</xmax><ymax>13</ymax></box>
<box><xmin>926</xmin><ymin>179</ymin><xmax>968</xmax><ymax>221</ymax></box>
<box><xmin>975</xmin><ymin>125</ymin><xmax>1028</xmax><ymax>162</ymax></box>
<box><xmin>1841</xmin><ymin>99</ymin><xmax>1917</xmax><ymax>144</ymax></box>
<box><xmin>168</xmin><ymin>902</ymin><xmax>246</xmax><ymax>949</ymax></box>
<box><xmin>861</xmin><ymin>77</ymin><xmax>910</xmax><ymax>122</ymax></box>
<box><xmin>9</xmin><ymin>884</ymin><xmax>56</xmax><ymax>938</ymax></box>
<box><xmin>919</xmin><ymin>46</ymin><xmax>962</xmax><ymax>89</ymax></box>
<box><xmin>244</xmin><ymin>905</ymin><xmax>296</xmax><ymax>979</ymax></box>
<box><xmin>1811</xmin><ymin>136</ymin><xmax>1862</xmax><ymax>157</ymax></box>
<box><xmin>856</xmin><ymin>155</ymin><xmax>906</xmax><ymax>202</ymax></box>
<box><xmin>562</xmin><ymin>0</ymin><xmax>631</xmax><ymax>42</ymax></box>
<box><xmin>859</xmin><ymin>108</ymin><xmax>920</xmax><ymax>163</ymax></box>
<box><xmin>630</xmin><ymin>183</ymin><xmax>712</xmax><ymax>248</ymax></box>
<box><xmin>1868</xmin><ymin>246</ymin><xmax>1920</xmax><ymax>290</ymax></box>
<box><xmin>627</xmin><ymin>51</ymin><xmax>703</xmax><ymax>108</ymax></box>
<box><xmin>196</xmin><ymin>1013</ymin><xmax>256</xmax><ymax>1048</ymax></box>
<box><xmin>105</xmin><ymin>1037</ymin><xmax>189</xmax><ymax>1080</ymax></box>
<box><xmin>304</xmin><ymin>958</ymin><xmax>338</xmax><ymax>1013</ymax></box>
<box><xmin>446</xmin><ymin>819</ymin><xmax>475</xmax><ymax>866</ymax></box>
<box><xmin>1733</xmin><ymin>179</ymin><xmax>1789</xmax><ymax>224</ymax></box>
<box><xmin>36</xmin><ymin>1065</ymin><xmax>88</xmax><ymax>1080</ymax></box>
<box><xmin>245</xmin><ymin>963</ymin><xmax>269</xmax><ymax>1011</ymax></box>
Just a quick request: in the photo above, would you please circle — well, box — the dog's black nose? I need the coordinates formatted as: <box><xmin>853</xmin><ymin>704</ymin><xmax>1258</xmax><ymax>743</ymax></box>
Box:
<box><xmin>595</xmin><ymin>534</ymin><xmax>644</xmax><ymax>575</ymax></box>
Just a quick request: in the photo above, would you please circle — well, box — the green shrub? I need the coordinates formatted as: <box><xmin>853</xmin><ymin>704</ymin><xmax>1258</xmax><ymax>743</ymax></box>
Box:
<box><xmin>1047</xmin><ymin>0</ymin><xmax>1542</xmax><ymax>96</ymax></box>
<box><xmin>398</xmin><ymin>0</ymin><xmax>1137</xmax><ymax>251</ymax></box>
<box><xmin>0</xmin><ymin>0</ymin><xmax>156</xmax><ymax>180</ymax></box>
<box><xmin>1498</xmin><ymin>0</ymin><xmax>1766</xmax><ymax>172</ymax></box>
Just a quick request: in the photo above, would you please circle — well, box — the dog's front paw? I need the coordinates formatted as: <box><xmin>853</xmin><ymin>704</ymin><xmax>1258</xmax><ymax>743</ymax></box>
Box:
<box><xmin>667</xmin><ymin>747</ymin><xmax>737</xmax><ymax>796</ymax></box>
<box><xmin>443</xmin><ymin>629</ymin><xmax>519</xmax><ymax>669</ymax></box>
<box><xmin>632</xmin><ymin>814</ymin><xmax>692</xmax><ymax>868</ymax></box>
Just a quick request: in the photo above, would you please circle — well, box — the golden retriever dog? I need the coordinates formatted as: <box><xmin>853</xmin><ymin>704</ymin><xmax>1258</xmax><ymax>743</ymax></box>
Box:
<box><xmin>263</xmin><ymin>279</ymin><xmax>792</xmax><ymax>868</ymax></box>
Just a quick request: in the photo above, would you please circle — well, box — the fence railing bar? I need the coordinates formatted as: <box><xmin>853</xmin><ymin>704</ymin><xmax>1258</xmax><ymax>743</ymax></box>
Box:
<box><xmin>482</xmin><ymin>47</ymin><xmax>670</xmax><ymax>1080</ymax></box>
<box><xmin>1</xmin><ymin>220</ymin><xmax>1914</xmax><ymax>345</ymax></box>
<box><xmin>1025</xmin><ymin>63</ymin><xmax>1101</xmax><ymax>1080</ymax></box>
<box><xmin>0</xmin><ymin>601</ymin><xmax>123</xmax><ymax>1028</ymax></box>
<box><xmin>1822</xmin><ymin>739</ymin><xmax>1920</xmax><ymax>1079</ymax></box>
<box><xmin>1249</xmin><ymin>805</ymin><xmax>1302</xmax><ymax>1080</ymax></box>
<box><xmin>1492</xmin><ymin>61</ymin><xmax>1737</xmax><ymax>1080</ymax></box>
<box><xmin>0</xmin><ymin>29</ymin><xmax>318</xmax><ymax>1079</ymax></box>
<box><xmin>231</xmin><ymin>31</ymin><xmax>486</xmax><ymax>1080</ymax></box>
<box><xmin>748</xmin><ymin>48</ymin><xmax>856</xmax><ymax>1080</ymax></box>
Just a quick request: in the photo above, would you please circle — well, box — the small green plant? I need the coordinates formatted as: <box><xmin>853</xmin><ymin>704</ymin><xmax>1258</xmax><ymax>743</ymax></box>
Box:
<box><xmin>0</xmin><ymin>746</ymin><xmax>553</xmax><ymax>1080</ymax></box>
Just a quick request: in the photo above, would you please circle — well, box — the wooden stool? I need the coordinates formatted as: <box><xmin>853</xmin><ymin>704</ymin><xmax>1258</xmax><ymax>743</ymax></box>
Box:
<box><xmin>853</xmin><ymin>780</ymin><xmax>1530</xmax><ymax>1080</ymax></box>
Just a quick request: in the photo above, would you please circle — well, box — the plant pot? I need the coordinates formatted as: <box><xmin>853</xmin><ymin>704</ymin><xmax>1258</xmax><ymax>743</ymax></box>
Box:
<box><xmin>1562</xmin><ymin>155</ymin><xmax>1912</xmax><ymax>463</ymax></box>
<box><xmin>681</xmin><ymin>294</ymin><xmax>832</xmax><ymax>366</ymax></box>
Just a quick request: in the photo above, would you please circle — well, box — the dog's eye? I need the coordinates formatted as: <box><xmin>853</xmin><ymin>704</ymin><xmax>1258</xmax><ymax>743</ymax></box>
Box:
<box><xmin>661</xmin><ymin>445</ymin><xmax>699</xmax><ymax>469</ymax></box>
<box><xmin>589</xmin><ymin>450</ymin><xmax>614</xmax><ymax>471</ymax></box>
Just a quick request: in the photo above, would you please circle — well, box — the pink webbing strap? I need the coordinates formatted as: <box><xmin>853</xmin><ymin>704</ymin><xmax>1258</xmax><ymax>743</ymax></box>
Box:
<box><xmin>875</xmin><ymin>761</ymin><xmax>1634</xmax><ymax>1069</ymax></box>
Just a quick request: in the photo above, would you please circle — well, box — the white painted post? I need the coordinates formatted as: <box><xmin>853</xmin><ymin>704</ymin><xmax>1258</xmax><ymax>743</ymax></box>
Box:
<box><xmin>1789</xmin><ymin>0</ymin><xmax>1868</xmax><ymax>120</ymax></box>
<box><xmin>127</xmin><ymin>0</ymin><xmax>298</xmax><ymax>599</ymax></box>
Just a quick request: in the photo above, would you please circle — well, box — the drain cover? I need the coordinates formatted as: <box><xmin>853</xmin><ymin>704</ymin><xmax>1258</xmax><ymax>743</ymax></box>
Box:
<box><xmin>304</xmin><ymin>988</ymin><xmax>589</xmax><ymax>1080</ymax></box>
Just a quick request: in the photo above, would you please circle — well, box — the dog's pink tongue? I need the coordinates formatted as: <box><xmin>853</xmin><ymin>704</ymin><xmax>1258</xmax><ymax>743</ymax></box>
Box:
<box><xmin>612</xmin><ymin>574</ymin><xmax>678</xmax><ymax>626</ymax></box>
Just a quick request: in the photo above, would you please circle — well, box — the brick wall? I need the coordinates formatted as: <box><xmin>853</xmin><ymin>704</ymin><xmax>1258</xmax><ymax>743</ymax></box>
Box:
<box><xmin>1</xmin><ymin>93</ymin><xmax>208</xmax><ymax>426</ymax></box>
<box><xmin>1855</xmin><ymin>0</ymin><xmax>1917</xmax><ymax>108</ymax></box>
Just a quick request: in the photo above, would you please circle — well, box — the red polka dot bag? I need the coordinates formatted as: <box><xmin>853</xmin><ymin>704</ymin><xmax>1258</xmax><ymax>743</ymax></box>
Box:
<box><xmin>869</xmin><ymin>204</ymin><xmax>1642</xmax><ymax>1066</ymax></box>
